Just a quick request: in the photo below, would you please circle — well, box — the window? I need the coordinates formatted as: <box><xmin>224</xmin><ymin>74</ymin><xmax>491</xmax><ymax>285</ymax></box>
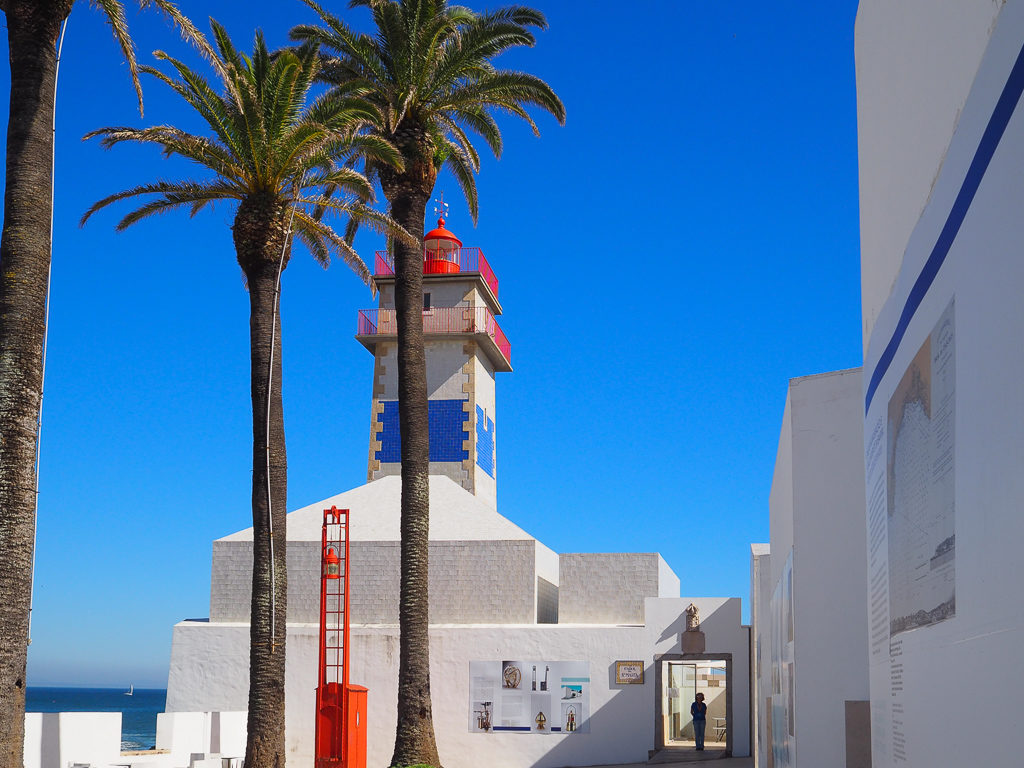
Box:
<box><xmin>423</xmin><ymin>292</ymin><xmax>431</xmax><ymax>310</ymax></box>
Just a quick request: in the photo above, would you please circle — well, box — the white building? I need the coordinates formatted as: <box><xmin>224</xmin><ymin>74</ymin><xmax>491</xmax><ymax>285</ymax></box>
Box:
<box><xmin>748</xmin><ymin>543</ymin><xmax>770</xmax><ymax>767</ymax></box>
<box><xmin>857</xmin><ymin>2</ymin><xmax>1024</xmax><ymax>765</ymax></box>
<box><xmin>751</xmin><ymin>369</ymin><xmax>870</xmax><ymax>768</ymax></box>
<box><xmin>160</xmin><ymin>220</ymin><xmax>752</xmax><ymax>768</ymax></box>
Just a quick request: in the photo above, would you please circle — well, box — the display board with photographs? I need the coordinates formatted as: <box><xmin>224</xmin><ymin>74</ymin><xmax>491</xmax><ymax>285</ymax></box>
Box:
<box><xmin>469</xmin><ymin>660</ymin><xmax>590</xmax><ymax>734</ymax></box>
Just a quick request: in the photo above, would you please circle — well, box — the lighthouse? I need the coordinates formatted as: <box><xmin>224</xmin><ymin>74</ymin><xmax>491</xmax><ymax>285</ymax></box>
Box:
<box><xmin>356</xmin><ymin>201</ymin><xmax>510</xmax><ymax>509</ymax></box>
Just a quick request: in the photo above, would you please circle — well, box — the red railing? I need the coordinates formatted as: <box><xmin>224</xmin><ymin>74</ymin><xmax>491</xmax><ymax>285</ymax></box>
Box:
<box><xmin>374</xmin><ymin>247</ymin><xmax>500</xmax><ymax>299</ymax></box>
<box><xmin>357</xmin><ymin>305</ymin><xmax>511</xmax><ymax>365</ymax></box>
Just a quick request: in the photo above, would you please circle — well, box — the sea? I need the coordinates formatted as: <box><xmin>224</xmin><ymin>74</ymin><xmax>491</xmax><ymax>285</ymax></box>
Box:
<box><xmin>26</xmin><ymin>687</ymin><xmax>167</xmax><ymax>752</ymax></box>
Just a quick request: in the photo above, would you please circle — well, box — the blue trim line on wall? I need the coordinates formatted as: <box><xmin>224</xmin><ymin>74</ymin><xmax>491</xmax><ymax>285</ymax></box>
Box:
<box><xmin>865</xmin><ymin>38</ymin><xmax>1024</xmax><ymax>413</ymax></box>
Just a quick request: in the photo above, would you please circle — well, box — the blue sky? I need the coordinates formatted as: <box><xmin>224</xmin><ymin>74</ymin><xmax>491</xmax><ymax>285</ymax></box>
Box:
<box><xmin>11</xmin><ymin>0</ymin><xmax>861</xmax><ymax>687</ymax></box>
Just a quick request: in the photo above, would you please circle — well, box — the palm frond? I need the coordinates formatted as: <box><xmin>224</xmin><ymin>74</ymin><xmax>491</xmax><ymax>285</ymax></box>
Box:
<box><xmin>80</xmin><ymin>179</ymin><xmax>241</xmax><ymax>228</ymax></box>
<box><xmin>84</xmin><ymin>125</ymin><xmax>244</xmax><ymax>182</ymax></box>
<box><xmin>142</xmin><ymin>58</ymin><xmax>245</xmax><ymax>162</ymax></box>
<box><xmin>293</xmin><ymin>209</ymin><xmax>371</xmax><ymax>281</ymax></box>
<box><xmin>86</xmin><ymin>15</ymin><xmax>395</xmax><ymax>295</ymax></box>
<box><xmin>90</xmin><ymin>0</ymin><xmax>143</xmax><ymax>113</ymax></box>
<box><xmin>297</xmin><ymin>0</ymin><xmax>565</xmax><ymax>226</ymax></box>
<box><xmin>443</xmin><ymin>70</ymin><xmax>565</xmax><ymax>125</ymax></box>
<box><xmin>139</xmin><ymin>0</ymin><xmax>221</xmax><ymax>75</ymax></box>
<box><xmin>438</xmin><ymin>135</ymin><xmax>479</xmax><ymax>223</ymax></box>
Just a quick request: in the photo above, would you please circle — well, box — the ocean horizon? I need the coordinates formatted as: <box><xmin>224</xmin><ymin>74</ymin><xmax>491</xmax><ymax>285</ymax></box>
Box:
<box><xmin>26</xmin><ymin>686</ymin><xmax>167</xmax><ymax>751</ymax></box>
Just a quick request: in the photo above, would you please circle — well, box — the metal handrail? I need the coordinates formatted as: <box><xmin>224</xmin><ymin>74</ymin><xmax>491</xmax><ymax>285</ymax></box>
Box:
<box><xmin>356</xmin><ymin>305</ymin><xmax>511</xmax><ymax>364</ymax></box>
<box><xmin>374</xmin><ymin>247</ymin><xmax>500</xmax><ymax>299</ymax></box>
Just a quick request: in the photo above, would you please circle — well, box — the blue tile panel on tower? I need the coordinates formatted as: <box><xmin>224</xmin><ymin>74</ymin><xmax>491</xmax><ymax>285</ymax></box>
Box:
<box><xmin>376</xmin><ymin>399</ymin><xmax>469</xmax><ymax>463</ymax></box>
<box><xmin>476</xmin><ymin>405</ymin><xmax>495</xmax><ymax>477</ymax></box>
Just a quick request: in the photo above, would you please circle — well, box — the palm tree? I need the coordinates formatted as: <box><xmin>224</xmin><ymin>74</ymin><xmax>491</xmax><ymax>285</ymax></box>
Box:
<box><xmin>81</xmin><ymin>22</ymin><xmax>408</xmax><ymax>768</ymax></box>
<box><xmin>0</xmin><ymin>4</ymin><xmax>199</xmax><ymax>767</ymax></box>
<box><xmin>292</xmin><ymin>3</ymin><xmax>564</xmax><ymax>764</ymax></box>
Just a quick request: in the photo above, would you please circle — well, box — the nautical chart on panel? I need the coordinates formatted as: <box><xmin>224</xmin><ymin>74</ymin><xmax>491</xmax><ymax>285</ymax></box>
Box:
<box><xmin>886</xmin><ymin>300</ymin><xmax>956</xmax><ymax>637</ymax></box>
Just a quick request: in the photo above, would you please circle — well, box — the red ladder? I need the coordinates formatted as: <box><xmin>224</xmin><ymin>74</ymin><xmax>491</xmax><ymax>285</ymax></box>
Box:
<box><xmin>316</xmin><ymin>506</ymin><xmax>363</xmax><ymax>768</ymax></box>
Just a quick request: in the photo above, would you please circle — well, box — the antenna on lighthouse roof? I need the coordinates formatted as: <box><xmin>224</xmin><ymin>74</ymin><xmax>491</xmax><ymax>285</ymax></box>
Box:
<box><xmin>433</xmin><ymin>192</ymin><xmax>449</xmax><ymax>224</ymax></box>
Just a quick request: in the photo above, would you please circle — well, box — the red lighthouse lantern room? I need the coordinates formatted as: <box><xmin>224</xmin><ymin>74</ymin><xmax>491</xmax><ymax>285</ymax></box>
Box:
<box><xmin>423</xmin><ymin>215</ymin><xmax>462</xmax><ymax>274</ymax></box>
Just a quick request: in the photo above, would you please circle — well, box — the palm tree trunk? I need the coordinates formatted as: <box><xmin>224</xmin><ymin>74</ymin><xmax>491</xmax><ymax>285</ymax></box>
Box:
<box><xmin>0</xmin><ymin>4</ymin><xmax>71</xmax><ymax>768</ymax></box>
<box><xmin>239</xmin><ymin>251</ymin><xmax>289</xmax><ymax>768</ymax></box>
<box><xmin>387</xmin><ymin>187</ymin><xmax>440</xmax><ymax>768</ymax></box>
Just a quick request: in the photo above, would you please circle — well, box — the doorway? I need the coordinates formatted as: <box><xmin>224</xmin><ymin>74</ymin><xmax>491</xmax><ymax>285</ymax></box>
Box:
<box><xmin>654</xmin><ymin>653</ymin><xmax>732</xmax><ymax>759</ymax></box>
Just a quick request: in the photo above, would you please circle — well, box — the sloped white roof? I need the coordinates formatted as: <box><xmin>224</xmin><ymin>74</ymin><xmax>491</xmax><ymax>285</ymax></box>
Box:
<box><xmin>218</xmin><ymin>474</ymin><xmax>537</xmax><ymax>543</ymax></box>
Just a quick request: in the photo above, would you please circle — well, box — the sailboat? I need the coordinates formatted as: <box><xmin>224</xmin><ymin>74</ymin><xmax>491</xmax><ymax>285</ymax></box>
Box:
<box><xmin>125</xmin><ymin>684</ymin><xmax>133</xmax><ymax>696</ymax></box>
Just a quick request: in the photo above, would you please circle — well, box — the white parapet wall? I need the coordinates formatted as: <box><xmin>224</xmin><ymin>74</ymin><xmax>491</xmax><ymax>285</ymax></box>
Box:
<box><xmin>155</xmin><ymin>712</ymin><xmax>209</xmax><ymax>768</ymax></box>
<box><xmin>24</xmin><ymin>712</ymin><xmax>122</xmax><ymax>768</ymax></box>
<box><xmin>23</xmin><ymin>713</ymin><xmax>43</xmax><ymax>768</ymax></box>
<box><xmin>23</xmin><ymin>710</ymin><xmax>247</xmax><ymax>768</ymax></box>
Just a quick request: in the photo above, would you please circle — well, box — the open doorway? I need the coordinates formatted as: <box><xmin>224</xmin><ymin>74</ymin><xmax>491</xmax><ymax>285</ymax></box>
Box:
<box><xmin>654</xmin><ymin>653</ymin><xmax>732</xmax><ymax>759</ymax></box>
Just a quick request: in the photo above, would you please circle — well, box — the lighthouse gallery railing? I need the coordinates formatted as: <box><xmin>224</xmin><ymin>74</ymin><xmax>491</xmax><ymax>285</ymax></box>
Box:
<box><xmin>357</xmin><ymin>306</ymin><xmax>511</xmax><ymax>365</ymax></box>
<box><xmin>374</xmin><ymin>247</ymin><xmax>499</xmax><ymax>299</ymax></box>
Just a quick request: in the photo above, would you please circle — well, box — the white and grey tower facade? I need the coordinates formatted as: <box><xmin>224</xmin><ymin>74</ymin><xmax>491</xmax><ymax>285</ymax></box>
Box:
<box><xmin>356</xmin><ymin>215</ymin><xmax>511</xmax><ymax>509</ymax></box>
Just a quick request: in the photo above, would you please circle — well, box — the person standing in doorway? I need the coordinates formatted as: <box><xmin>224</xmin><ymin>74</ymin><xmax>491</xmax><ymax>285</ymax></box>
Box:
<box><xmin>691</xmin><ymin>692</ymin><xmax>707</xmax><ymax>750</ymax></box>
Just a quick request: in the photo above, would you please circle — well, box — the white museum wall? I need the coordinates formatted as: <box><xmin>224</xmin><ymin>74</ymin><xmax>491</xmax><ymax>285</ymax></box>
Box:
<box><xmin>641</xmin><ymin>597</ymin><xmax>750</xmax><ymax>756</ymax></box>
<box><xmin>167</xmin><ymin>596</ymin><xmax>750</xmax><ymax>768</ymax></box>
<box><xmin>768</xmin><ymin>397</ymin><xmax>794</xmax><ymax>591</ymax></box>
<box><xmin>749</xmin><ymin>544</ymin><xmax>771</xmax><ymax>768</ymax></box>
<box><xmin>855</xmin><ymin>0</ymin><xmax>1003</xmax><ymax>350</ymax></box>
<box><xmin>766</xmin><ymin>370</ymin><xmax>870</xmax><ymax>768</ymax></box>
<box><xmin>860</xmin><ymin>2</ymin><xmax>1024</xmax><ymax>765</ymax></box>
<box><xmin>789</xmin><ymin>370</ymin><xmax>869</xmax><ymax>768</ymax></box>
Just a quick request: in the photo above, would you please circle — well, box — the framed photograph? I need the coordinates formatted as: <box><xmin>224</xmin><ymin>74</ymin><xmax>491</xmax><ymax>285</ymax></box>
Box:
<box><xmin>615</xmin><ymin>660</ymin><xmax>644</xmax><ymax>684</ymax></box>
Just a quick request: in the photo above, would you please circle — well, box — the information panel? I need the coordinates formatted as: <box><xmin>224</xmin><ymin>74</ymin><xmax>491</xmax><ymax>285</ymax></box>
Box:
<box><xmin>469</xmin><ymin>660</ymin><xmax>590</xmax><ymax>734</ymax></box>
<box><xmin>866</xmin><ymin>302</ymin><xmax>956</xmax><ymax>764</ymax></box>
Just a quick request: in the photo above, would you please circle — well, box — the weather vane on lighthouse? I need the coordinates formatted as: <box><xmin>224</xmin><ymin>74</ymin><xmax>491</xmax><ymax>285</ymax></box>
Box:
<box><xmin>433</xmin><ymin>192</ymin><xmax>449</xmax><ymax>225</ymax></box>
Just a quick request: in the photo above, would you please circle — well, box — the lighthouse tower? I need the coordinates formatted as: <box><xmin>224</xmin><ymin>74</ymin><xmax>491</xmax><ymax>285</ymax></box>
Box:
<box><xmin>356</xmin><ymin>204</ymin><xmax>510</xmax><ymax>509</ymax></box>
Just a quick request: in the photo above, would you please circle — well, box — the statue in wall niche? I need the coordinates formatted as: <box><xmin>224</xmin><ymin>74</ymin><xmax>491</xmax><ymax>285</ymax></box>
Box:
<box><xmin>685</xmin><ymin>603</ymin><xmax>700</xmax><ymax>631</ymax></box>
<box><xmin>681</xmin><ymin>603</ymin><xmax>706</xmax><ymax>653</ymax></box>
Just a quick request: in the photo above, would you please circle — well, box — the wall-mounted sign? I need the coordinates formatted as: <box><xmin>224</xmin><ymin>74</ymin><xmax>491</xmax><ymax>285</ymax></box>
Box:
<box><xmin>469</xmin><ymin>660</ymin><xmax>590</xmax><ymax>734</ymax></box>
<box><xmin>615</xmin><ymin>660</ymin><xmax>645</xmax><ymax>684</ymax></box>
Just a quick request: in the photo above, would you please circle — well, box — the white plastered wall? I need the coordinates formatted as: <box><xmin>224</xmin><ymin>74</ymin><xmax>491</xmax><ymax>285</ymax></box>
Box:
<box><xmin>166</xmin><ymin>595</ymin><xmax>749</xmax><ymax>768</ymax></box>
<box><xmin>855</xmin><ymin>0</ymin><xmax>1004</xmax><ymax>352</ymax></box>
<box><xmin>768</xmin><ymin>396</ymin><xmax>794</xmax><ymax>592</ymax></box>
<box><xmin>23</xmin><ymin>713</ymin><xmax>124</xmax><ymax>768</ymax></box>
<box><xmin>657</xmin><ymin>555</ymin><xmax>681</xmax><ymax>598</ymax></box>
<box><xmin>859</xmin><ymin>2</ymin><xmax>1024</xmax><ymax>764</ymax></box>
<box><xmin>789</xmin><ymin>369</ymin><xmax>869</xmax><ymax>768</ymax></box>
<box><xmin>749</xmin><ymin>543</ymin><xmax>771</xmax><ymax>768</ymax></box>
<box><xmin>766</xmin><ymin>370</ymin><xmax>869</xmax><ymax>767</ymax></box>
<box><xmin>644</xmin><ymin>597</ymin><xmax>751</xmax><ymax>758</ymax></box>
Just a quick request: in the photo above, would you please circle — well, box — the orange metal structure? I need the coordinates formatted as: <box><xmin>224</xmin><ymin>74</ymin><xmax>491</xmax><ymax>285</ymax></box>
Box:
<box><xmin>315</xmin><ymin>507</ymin><xmax>365</xmax><ymax>768</ymax></box>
